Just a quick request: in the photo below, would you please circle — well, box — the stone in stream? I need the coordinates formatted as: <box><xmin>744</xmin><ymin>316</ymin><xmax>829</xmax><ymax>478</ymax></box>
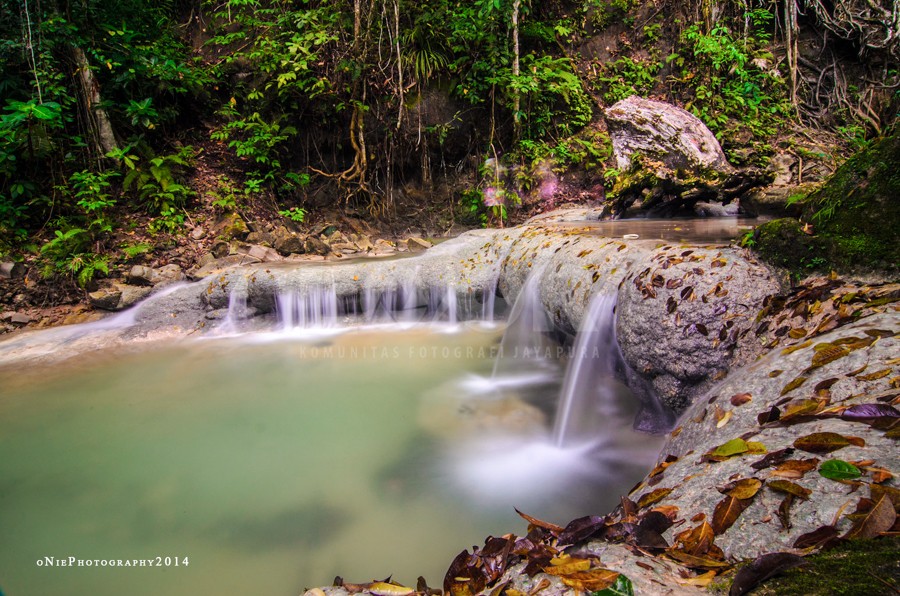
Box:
<box><xmin>305</xmin><ymin>235</ymin><xmax>331</xmax><ymax>256</ymax></box>
<box><xmin>246</xmin><ymin>230</ymin><xmax>275</xmax><ymax>246</ymax></box>
<box><xmin>212</xmin><ymin>212</ymin><xmax>249</xmax><ymax>241</ymax></box>
<box><xmin>4</xmin><ymin>312</ymin><xmax>32</xmax><ymax>326</ymax></box>
<box><xmin>90</xmin><ymin>281</ymin><xmax>154</xmax><ymax>311</ymax></box>
<box><xmin>406</xmin><ymin>237</ymin><xmax>433</xmax><ymax>252</ymax></box>
<box><xmin>273</xmin><ymin>231</ymin><xmax>307</xmax><ymax>256</ymax></box>
<box><xmin>126</xmin><ymin>264</ymin><xmax>185</xmax><ymax>287</ymax></box>
<box><xmin>417</xmin><ymin>383</ymin><xmax>546</xmax><ymax>439</ymax></box>
<box><xmin>0</xmin><ymin>262</ymin><xmax>25</xmax><ymax>279</ymax></box>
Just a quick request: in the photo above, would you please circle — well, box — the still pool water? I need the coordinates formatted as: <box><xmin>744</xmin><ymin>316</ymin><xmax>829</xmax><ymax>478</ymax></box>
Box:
<box><xmin>0</xmin><ymin>324</ymin><xmax>662</xmax><ymax>596</ymax></box>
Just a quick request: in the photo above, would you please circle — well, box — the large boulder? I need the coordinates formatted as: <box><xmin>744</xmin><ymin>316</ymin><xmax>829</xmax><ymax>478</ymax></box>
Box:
<box><xmin>616</xmin><ymin>246</ymin><xmax>782</xmax><ymax>410</ymax></box>
<box><xmin>604</xmin><ymin>96</ymin><xmax>767</xmax><ymax>216</ymax></box>
<box><xmin>606</xmin><ymin>96</ymin><xmax>733</xmax><ymax>174</ymax></box>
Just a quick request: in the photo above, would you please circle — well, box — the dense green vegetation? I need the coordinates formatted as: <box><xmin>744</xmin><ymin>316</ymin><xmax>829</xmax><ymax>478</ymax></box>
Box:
<box><xmin>0</xmin><ymin>0</ymin><xmax>896</xmax><ymax>290</ymax></box>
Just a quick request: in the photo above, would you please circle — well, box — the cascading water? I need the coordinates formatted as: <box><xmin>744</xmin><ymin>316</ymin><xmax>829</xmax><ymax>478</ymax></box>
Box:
<box><xmin>276</xmin><ymin>284</ymin><xmax>340</xmax><ymax>329</ymax></box>
<box><xmin>219</xmin><ymin>290</ymin><xmax>249</xmax><ymax>334</ymax></box>
<box><xmin>0</xmin><ymin>252</ymin><xmax>674</xmax><ymax>596</ymax></box>
<box><xmin>491</xmin><ymin>267</ymin><xmax>558</xmax><ymax>380</ymax></box>
<box><xmin>552</xmin><ymin>292</ymin><xmax>620</xmax><ymax>447</ymax></box>
<box><xmin>551</xmin><ymin>291</ymin><xmax>675</xmax><ymax>447</ymax></box>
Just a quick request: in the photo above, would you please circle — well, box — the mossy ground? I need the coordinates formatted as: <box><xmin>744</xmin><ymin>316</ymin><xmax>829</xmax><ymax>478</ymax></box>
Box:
<box><xmin>746</xmin><ymin>537</ymin><xmax>900</xmax><ymax>595</ymax></box>
<box><xmin>753</xmin><ymin>129</ymin><xmax>900</xmax><ymax>279</ymax></box>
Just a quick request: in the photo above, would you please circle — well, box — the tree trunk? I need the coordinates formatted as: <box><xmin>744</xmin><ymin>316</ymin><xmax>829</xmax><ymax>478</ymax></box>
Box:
<box><xmin>783</xmin><ymin>0</ymin><xmax>800</xmax><ymax>111</ymax></box>
<box><xmin>511</xmin><ymin>0</ymin><xmax>521</xmax><ymax>140</ymax></box>
<box><xmin>72</xmin><ymin>46</ymin><xmax>120</xmax><ymax>160</ymax></box>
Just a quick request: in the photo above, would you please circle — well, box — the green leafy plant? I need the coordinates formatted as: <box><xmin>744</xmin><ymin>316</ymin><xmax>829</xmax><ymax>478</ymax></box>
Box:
<box><xmin>39</xmin><ymin>227</ymin><xmax>109</xmax><ymax>288</ymax></box>
<box><xmin>669</xmin><ymin>18</ymin><xmax>789</xmax><ymax>140</ymax></box>
<box><xmin>148</xmin><ymin>207</ymin><xmax>186</xmax><ymax>235</ymax></box>
<box><xmin>593</xmin><ymin>56</ymin><xmax>660</xmax><ymax>104</ymax></box>
<box><xmin>211</xmin><ymin>112</ymin><xmax>296</xmax><ymax>189</ymax></box>
<box><xmin>122</xmin><ymin>145</ymin><xmax>196</xmax><ymax>214</ymax></box>
<box><xmin>120</xmin><ymin>241</ymin><xmax>152</xmax><ymax>260</ymax></box>
<box><xmin>125</xmin><ymin>98</ymin><xmax>159</xmax><ymax>129</ymax></box>
<box><xmin>278</xmin><ymin>206</ymin><xmax>307</xmax><ymax>223</ymax></box>
<box><xmin>70</xmin><ymin>169</ymin><xmax>119</xmax><ymax>233</ymax></box>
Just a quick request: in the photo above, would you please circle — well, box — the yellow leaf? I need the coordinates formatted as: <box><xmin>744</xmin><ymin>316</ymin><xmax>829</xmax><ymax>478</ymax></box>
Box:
<box><xmin>366</xmin><ymin>582</ymin><xmax>416</xmax><ymax>596</ymax></box>
<box><xmin>677</xmin><ymin>570</ymin><xmax>717</xmax><ymax>586</ymax></box>
<box><xmin>746</xmin><ymin>441</ymin><xmax>767</xmax><ymax>454</ymax></box>
<box><xmin>543</xmin><ymin>558</ymin><xmax>592</xmax><ymax>576</ymax></box>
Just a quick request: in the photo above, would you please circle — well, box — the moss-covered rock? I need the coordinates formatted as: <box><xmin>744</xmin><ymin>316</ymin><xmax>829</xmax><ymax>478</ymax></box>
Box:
<box><xmin>752</xmin><ymin>217</ymin><xmax>828</xmax><ymax>274</ymax></box>
<box><xmin>748</xmin><ymin>537</ymin><xmax>899</xmax><ymax>595</ymax></box>
<box><xmin>753</xmin><ymin>129</ymin><xmax>899</xmax><ymax>278</ymax></box>
<box><xmin>808</xmin><ymin>130</ymin><xmax>900</xmax><ymax>272</ymax></box>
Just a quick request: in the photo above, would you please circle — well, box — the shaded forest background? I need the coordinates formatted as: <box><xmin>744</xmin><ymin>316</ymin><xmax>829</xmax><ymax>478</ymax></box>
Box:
<box><xmin>0</xmin><ymin>0</ymin><xmax>896</xmax><ymax>296</ymax></box>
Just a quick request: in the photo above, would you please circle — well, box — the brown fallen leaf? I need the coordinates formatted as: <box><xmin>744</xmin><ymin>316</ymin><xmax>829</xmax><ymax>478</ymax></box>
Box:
<box><xmin>810</xmin><ymin>343</ymin><xmax>851</xmax><ymax>368</ymax></box>
<box><xmin>844</xmin><ymin>495</ymin><xmax>897</xmax><ymax>539</ymax></box>
<box><xmin>515</xmin><ymin>509</ymin><xmax>563</xmax><ymax>534</ymax></box>
<box><xmin>750</xmin><ymin>448</ymin><xmax>795</xmax><ymax>470</ymax></box>
<box><xmin>712</xmin><ymin>495</ymin><xmax>752</xmax><ymax>535</ymax></box>
<box><xmin>653</xmin><ymin>505</ymin><xmax>680</xmax><ymax>520</ymax></box>
<box><xmin>793</xmin><ymin>525</ymin><xmax>840</xmax><ymax>550</ymax></box>
<box><xmin>557</xmin><ymin>569</ymin><xmax>621</xmax><ymax>592</ymax></box>
<box><xmin>777</xmin><ymin>494</ymin><xmax>794</xmax><ymax>529</ymax></box>
<box><xmin>793</xmin><ymin>432</ymin><xmax>852</xmax><ymax>453</ymax></box>
<box><xmin>770</xmin><ymin>458</ymin><xmax>820</xmax><ymax>478</ymax></box>
<box><xmin>728</xmin><ymin>552</ymin><xmax>806</xmax><ymax>596</ymax></box>
<box><xmin>757</xmin><ymin>406</ymin><xmax>781</xmax><ymax>425</ymax></box>
<box><xmin>674</xmin><ymin>522</ymin><xmax>716</xmax><ymax>556</ymax></box>
<box><xmin>543</xmin><ymin>556</ymin><xmax>591</xmax><ymax>576</ymax></box>
<box><xmin>716</xmin><ymin>410</ymin><xmax>733</xmax><ymax>428</ymax></box>
<box><xmin>730</xmin><ymin>393</ymin><xmax>752</xmax><ymax>407</ymax></box>
<box><xmin>870</xmin><ymin>485</ymin><xmax>900</xmax><ymax>511</ymax></box>
<box><xmin>677</xmin><ymin>570</ymin><xmax>717</xmax><ymax>587</ymax></box>
<box><xmin>664</xmin><ymin>550</ymin><xmax>731</xmax><ymax>569</ymax></box>
<box><xmin>637</xmin><ymin>487</ymin><xmax>673</xmax><ymax>509</ymax></box>
<box><xmin>557</xmin><ymin>515</ymin><xmax>607</xmax><ymax>546</ymax></box>
<box><xmin>779</xmin><ymin>398</ymin><xmax>829</xmax><ymax>424</ymax></box>
<box><xmin>768</xmin><ymin>479</ymin><xmax>812</xmax><ymax>500</ymax></box>
<box><xmin>780</xmin><ymin>375</ymin><xmax>809</xmax><ymax>396</ymax></box>
<box><xmin>527</xmin><ymin>578</ymin><xmax>551</xmax><ymax>596</ymax></box>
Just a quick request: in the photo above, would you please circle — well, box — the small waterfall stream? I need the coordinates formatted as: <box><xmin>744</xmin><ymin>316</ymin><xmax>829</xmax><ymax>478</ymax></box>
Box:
<box><xmin>491</xmin><ymin>267</ymin><xmax>557</xmax><ymax>379</ymax></box>
<box><xmin>552</xmin><ymin>292</ymin><xmax>620</xmax><ymax>447</ymax></box>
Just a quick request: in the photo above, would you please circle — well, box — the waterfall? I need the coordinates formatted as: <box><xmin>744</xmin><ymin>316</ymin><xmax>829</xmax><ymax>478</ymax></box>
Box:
<box><xmin>276</xmin><ymin>285</ymin><xmax>339</xmax><ymax>329</ymax></box>
<box><xmin>552</xmin><ymin>291</ymin><xmax>675</xmax><ymax>447</ymax></box>
<box><xmin>444</xmin><ymin>285</ymin><xmax>457</xmax><ymax>325</ymax></box>
<box><xmin>552</xmin><ymin>292</ymin><xmax>619</xmax><ymax>447</ymax></box>
<box><xmin>492</xmin><ymin>268</ymin><xmax>557</xmax><ymax>379</ymax></box>
<box><xmin>481</xmin><ymin>243</ymin><xmax>513</xmax><ymax>323</ymax></box>
<box><xmin>220</xmin><ymin>290</ymin><xmax>249</xmax><ymax>333</ymax></box>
